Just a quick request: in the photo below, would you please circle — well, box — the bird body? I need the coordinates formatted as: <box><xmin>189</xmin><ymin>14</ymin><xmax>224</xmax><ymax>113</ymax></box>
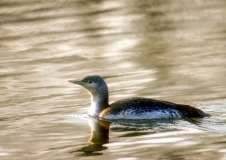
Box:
<box><xmin>68</xmin><ymin>75</ymin><xmax>207</xmax><ymax>119</ymax></box>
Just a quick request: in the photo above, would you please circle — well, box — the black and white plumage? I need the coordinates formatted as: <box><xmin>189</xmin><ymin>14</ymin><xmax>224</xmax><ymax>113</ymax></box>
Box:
<box><xmin>68</xmin><ymin>75</ymin><xmax>208</xmax><ymax>120</ymax></box>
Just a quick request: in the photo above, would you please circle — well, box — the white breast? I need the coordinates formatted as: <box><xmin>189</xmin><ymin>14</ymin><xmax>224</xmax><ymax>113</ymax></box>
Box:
<box><xmin>88</xmin><ymin>101</ymin><xmax>99</xmax><ymax>117</ymax></box>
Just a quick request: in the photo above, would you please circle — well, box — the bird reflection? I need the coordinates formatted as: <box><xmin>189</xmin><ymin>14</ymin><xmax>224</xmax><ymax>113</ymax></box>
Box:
<box><xmin>71</xmin><ymin>116</ymin><xmax>207</xmax><ymax>156</ymax></box>
<box><xmin>73</xmin><ymin>117</ymin><xmax>111</xmax><ymax>156</ymax></box>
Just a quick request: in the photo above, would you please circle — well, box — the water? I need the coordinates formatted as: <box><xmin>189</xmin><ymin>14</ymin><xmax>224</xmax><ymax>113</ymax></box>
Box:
<box><xmin>0</xmin><ymin>0</ymin><xmax>226</xmax><ymax>159</ymax></box>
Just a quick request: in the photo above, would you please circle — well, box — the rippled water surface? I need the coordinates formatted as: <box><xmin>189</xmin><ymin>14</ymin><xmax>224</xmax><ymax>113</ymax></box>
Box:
<box><xmin>1</xmin><ymin>0</ymin><xmax>226</xmax><ymax>159</ymax></box>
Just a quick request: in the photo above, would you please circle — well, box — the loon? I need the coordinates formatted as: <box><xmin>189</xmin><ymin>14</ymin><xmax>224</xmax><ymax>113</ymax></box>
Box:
<box><xmin>68</xmin><ymin>75</ymin><xmax>207</xmax><ymax>119</ymax></box>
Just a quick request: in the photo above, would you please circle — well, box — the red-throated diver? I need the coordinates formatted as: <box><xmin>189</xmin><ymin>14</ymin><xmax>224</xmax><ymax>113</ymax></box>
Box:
<box><xmin>68</xmin><ymin>75</ymin><xmax>208</xmax><ymax>119</ymax></box>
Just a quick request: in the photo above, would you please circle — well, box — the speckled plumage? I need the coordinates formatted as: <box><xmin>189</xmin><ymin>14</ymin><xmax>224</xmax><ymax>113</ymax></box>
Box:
<box><xmin>100</xmin><ymin>97</ymin><xmax>205</xmax><ymax>119</ymax></box>
<box><xmin>69</xmin><ymin>75</ymin><xmax>208</xmax><ymax>119</ymax></box>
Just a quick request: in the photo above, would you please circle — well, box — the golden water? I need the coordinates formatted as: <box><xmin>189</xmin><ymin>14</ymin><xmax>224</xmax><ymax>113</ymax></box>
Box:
<box><xmin>1</xmin><ymin>0</ymin><xmax>226</xmax><ymax>159</ymax></box>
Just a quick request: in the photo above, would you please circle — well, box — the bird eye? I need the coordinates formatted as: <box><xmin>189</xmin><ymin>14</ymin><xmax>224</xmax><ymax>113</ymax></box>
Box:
<box><xmin>87</xmin><ymin>80</ymin><xmax>92</xmax><ymax>83</ymax></box>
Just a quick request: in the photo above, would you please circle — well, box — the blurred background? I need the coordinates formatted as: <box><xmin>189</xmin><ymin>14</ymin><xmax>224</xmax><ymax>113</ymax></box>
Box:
<box><xmin>0</xmin><ymin>0</ymin><xmax>226</xmax><ymax>159</ymax></box>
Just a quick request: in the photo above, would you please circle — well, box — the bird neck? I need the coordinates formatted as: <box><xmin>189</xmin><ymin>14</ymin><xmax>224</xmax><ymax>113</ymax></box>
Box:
<box><xmin>88</xmin><ymin>90</ymin><xmax>109</xmax><ymax>117</ymax></box>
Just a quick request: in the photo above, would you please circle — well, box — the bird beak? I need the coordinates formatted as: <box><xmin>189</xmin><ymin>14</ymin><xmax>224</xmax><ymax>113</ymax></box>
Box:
<box><xmin>68</xmin><ymin>80</ymin><xmax>83</xmax><ymax>85</ymax></box>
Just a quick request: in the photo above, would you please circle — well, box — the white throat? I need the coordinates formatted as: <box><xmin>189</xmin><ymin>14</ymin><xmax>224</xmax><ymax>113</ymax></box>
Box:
<box><xmin>88</xmin><ymin>101</ymin><xmax>99</xmax><ymax>116</ymax></box>
<box><xmin>88</xmin><ymin>95</ymin><xmax>102</xmax><ymax>117</ymax></box>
